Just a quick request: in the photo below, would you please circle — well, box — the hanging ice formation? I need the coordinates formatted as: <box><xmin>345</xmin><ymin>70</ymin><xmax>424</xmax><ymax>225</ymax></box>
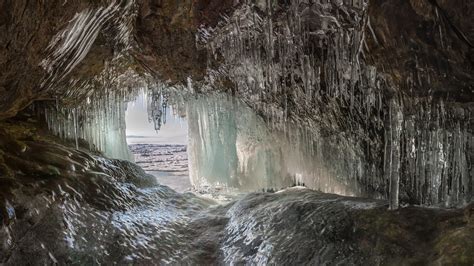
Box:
<box><xmin>36</xmin><ymin>1</ymin><xmax>140</xmax><ymax>161</ymax></box>
<box><xmin>196</xmin><ymin>0</ymin><xmax>473</xmax><ymax>207</ymax></box>
<box><xmin>182</xmin><ymin>92</ymin><xmax>375</xmax><ymax>198</ymax></box>
<box><xmin>147</xmin><ymin>86</ymin><xmax>168</xmax><ymax>131</ymax></box>
<box><xmin>40</xmin><ymin>66</ymin><xmax>152</xmax><ymax>161</ymax></box>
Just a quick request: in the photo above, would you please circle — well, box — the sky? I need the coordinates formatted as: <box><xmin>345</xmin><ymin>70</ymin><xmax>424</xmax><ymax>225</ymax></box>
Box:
<box><xmin>125</xmin><ymin>93</ymin><xmax>188</xmax><ymax>145</ymax></box>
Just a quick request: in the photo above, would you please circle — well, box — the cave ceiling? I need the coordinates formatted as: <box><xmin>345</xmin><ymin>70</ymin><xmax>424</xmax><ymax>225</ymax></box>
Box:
<box><xmin>0</xmin><ymin>0</ymin><xmax>472</xmax><ymax>120</ymax></box>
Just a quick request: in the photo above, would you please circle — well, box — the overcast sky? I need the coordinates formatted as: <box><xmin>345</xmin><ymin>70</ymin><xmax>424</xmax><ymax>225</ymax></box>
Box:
<box><xmin>125</xmin><ymin>94</ymin><xmax>188</xmax><ymax>145</ymax></box>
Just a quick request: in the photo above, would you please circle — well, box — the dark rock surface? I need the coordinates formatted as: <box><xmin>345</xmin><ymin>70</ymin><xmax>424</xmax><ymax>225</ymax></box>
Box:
<box><xmin>366</xmin><ymin>0</ymin><xmax>473</xmax><ymax>102</ymax></box>
<box><xmin>0</xmin><ymin>0</ymin><xmax>235</xmax><ymax>119</ymax></box>
<box><xmin>0</xmin><ymin>0</ymin><xmax>121</xmax><ymax>119</ymax></box>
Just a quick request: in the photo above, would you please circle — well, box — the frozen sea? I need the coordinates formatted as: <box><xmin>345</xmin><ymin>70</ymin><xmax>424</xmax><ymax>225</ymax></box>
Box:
<box><xmin>128</xmin><ymin>138</ymin><xmax>191</xmax><ymax>193</ymax></box>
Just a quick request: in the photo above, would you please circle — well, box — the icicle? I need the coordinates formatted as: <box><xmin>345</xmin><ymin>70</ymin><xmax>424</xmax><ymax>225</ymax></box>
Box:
<box><xmin>73</xmin><ymin>108</ymin><xmax>79</xmax><ymax>149</ymax></box>
<box><xmin>385</xmin><ymin>98</ymin><xmax>403</xmax><ymax>210</ymax></box>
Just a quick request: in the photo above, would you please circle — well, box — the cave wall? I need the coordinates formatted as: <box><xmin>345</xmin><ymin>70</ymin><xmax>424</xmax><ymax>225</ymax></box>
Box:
<box><xmin>0</xmin><ymin>0</ymin><xmax>137</xmax><ymax>119</ymax></box>
<box><xmin>367</xmin><ymin>0</ymin><xmax>473</xmax><ymax>101</ymax></box>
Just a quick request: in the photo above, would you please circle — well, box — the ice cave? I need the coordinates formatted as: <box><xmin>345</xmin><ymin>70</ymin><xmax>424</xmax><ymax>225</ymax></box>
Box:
<box><xmin>0</xmin><ymin>0</ymin><xmax>473</xmax><ymax>264</ymax></box>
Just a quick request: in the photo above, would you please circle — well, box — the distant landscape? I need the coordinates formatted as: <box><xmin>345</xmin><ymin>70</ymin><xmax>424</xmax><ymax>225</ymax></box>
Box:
<box><xmin>128</xmin><ymin>143</ymin><xmax>188</xmax><ymax>173</ymax></box>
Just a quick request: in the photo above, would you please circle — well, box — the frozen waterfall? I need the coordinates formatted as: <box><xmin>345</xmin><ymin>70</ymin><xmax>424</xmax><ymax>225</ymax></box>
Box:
<box><xmin>183</xmin><ymin>93</ymin><xmax>375</xmax><ymax>198</ymax></box>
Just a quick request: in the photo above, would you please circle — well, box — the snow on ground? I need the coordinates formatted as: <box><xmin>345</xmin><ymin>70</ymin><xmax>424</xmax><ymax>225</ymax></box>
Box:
<box><xmin>129</xmin><ymin>144</ymin><xmax>188</xmax><ymax>173</ymax></box>
<box><xmin>129</xmin><ymin>143</ymin><xmax>191</xmax><ymax>192</ymax></box>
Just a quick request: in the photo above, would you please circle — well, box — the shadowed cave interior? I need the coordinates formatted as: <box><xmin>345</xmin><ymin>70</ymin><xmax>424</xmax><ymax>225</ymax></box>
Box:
<box><xmin>0</xmin><ymin>0</ymin><xmax>473</xmax><ymax>264</ymax></box>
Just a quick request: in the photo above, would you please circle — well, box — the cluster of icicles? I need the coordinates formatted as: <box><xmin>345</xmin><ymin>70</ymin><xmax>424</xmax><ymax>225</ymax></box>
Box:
<box><xmin>41</xmin><ymin>80</ymin><xmax>473</xmax><ymax>208</ymax></box>
<box><xmin>197</xmin><ymin>0</ymin><xmax>473</xmax><ymax>208</ymax></box>
<box><xmin>169</xmin><ymin>91</ymin><xmax>373</xmax><ymax>198</ymax></box>
<box><xmin>39</xmin><ymin>51</ymin><xmax>173</xmax><ymax>162</ymax></box>
<box><xmin>197</xmin><ymin>0</ymin><xmax>385</xmax><ymax>192</ymax></box>
<box><xmin>40</xmin><ymin>65</ymin><xmax>158</xmax><ymax>161</ymax></box>
<box><xmin>43</xmin><ymin>89</ymin><xmax>133</xmax><ymax>161</ymax></box>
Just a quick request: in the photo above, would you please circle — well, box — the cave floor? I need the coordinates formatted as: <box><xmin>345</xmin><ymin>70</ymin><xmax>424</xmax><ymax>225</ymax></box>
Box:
<box><xmin>0</xmin><ymin>119</ymin><xmax>473</xmax><ymax>265</ymax></box>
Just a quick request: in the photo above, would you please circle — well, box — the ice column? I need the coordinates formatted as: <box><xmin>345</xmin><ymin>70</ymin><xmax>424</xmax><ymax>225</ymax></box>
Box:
<box><xmin>385</xmin><ymin>98</ymin><xmax>403</xmax><ymax>209</ymax></box>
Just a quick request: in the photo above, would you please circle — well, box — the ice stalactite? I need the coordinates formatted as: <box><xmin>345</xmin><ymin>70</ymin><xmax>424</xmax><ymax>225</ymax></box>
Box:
<box><xmin>147</xmin><ymin>86</ymin><xmax>168</xmax><ymax>131</ymax></box>
<box><xmin>380</xmin><ymin>97</ymin><xmax>473</xmax><ymax>208</ymax></box>
<box><xmin>185</xmin><ymin>94</ymin><xmax>241</xmax><ymax>190</ymax></box>
<box><xmin>198</xmin><ymin>0</ymin><xmax>375</xmax><ymax>130</ymax></box>
<box><xmin>400</xmin><ymin>99</ymin><xmax>473</xmax><ymax>207</ymax></box>
<box><xmin>385</xmin><ymin>98</ymin><xmax>403</xmax><ymax>210</ymax></box>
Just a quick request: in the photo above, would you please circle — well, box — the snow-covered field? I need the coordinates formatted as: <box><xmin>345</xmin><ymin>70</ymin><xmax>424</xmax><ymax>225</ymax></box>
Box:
<box><xmin>128</xmin><ymin>144</ymin><xmax>191</xmax><ymax>192</ymax></box>
<box><xmin>129</xmin><ymin>144</ymin><xmax>188</xmax><ymax>173</ymax></box>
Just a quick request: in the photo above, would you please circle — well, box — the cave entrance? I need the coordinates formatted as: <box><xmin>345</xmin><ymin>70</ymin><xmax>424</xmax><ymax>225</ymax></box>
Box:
<box><xmin>125</xmin><ymin>93</ymin><xmax>190</xmax><ymax>192</ymax></box>
<box><xmin>125</xmin><ymin>91</ymin><xmax>372</xmax><ymax>200</ymax></box>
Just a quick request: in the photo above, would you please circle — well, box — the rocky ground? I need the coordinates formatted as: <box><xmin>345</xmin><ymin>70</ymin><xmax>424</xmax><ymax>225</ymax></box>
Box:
<box><xmin>0</xmin><ymin>118</ymin><xmax>473</xmax><ymax>265</ymax></box>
